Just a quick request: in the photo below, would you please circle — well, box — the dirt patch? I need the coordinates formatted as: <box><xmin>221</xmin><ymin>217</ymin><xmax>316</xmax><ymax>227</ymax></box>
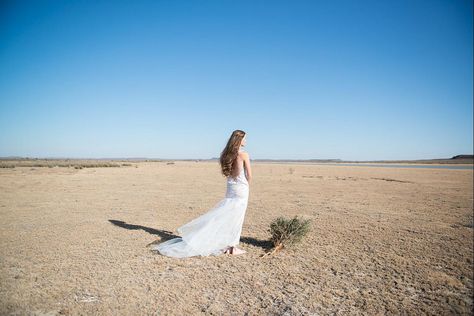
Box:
<box><xmin>0</xmin><ymin>162</ymin><xmax>472</xmax><ymax>315</ymax></box>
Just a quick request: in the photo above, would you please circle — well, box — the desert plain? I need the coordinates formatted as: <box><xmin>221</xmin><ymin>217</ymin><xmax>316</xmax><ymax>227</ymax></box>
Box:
<box><xmin>0</xmin><ymin>161</ymin><xmax>473</xmax><ymax>315</ymax></box>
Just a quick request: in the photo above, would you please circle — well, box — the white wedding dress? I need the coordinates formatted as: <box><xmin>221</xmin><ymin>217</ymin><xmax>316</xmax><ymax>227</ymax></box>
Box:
<box><xmin>152</xmin><ymin>154</ymin><xmax>249</xmax><ymax>258</ymax></box>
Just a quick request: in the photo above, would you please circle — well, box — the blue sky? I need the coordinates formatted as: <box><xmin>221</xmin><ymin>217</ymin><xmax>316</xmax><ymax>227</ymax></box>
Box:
<box><xmin>0</xmin><ymin>0</ymin><xmax>472</xmax><ymax>160</ymax></box>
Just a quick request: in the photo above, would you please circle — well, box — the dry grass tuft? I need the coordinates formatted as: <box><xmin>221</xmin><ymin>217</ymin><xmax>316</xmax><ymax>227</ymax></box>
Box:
<box><xmin>0</xmin><ymin>159</ymin><xmax>129</xmax><ymax>168</ymax></box>
<box><xmin>261</xmin><ymin>215</ymin><xmax>311</xmax><ymax>257</ymax></box>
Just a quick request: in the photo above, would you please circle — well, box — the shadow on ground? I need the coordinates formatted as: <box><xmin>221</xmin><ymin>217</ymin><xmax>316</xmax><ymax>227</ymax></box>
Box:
<box><xmin>108</xmin><ymin>219</ymin><xmax>273</xmax><ymax>250</ymax></box>
<box><xmin>108</xmin><ymin>219</ymin><xmax>179</xmax><ymax>241</ymax></box>
<box><xmin>240</xmin><ymin>236</ymin><xmax>274</xmax><ymax>251</ymax></box>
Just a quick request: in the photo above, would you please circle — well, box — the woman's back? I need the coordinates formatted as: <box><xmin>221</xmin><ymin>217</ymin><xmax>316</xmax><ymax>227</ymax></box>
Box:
<box><xmin>227</xmin><ymin>151</ymin><xmax>248</xmax><ymax>185</ymax></box>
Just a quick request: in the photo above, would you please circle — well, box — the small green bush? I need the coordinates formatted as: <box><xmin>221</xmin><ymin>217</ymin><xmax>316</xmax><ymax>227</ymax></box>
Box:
<box><xmin>262</xmin><ymin>215</ymin><xmax>311</xmax><ymax>257</ymax></box>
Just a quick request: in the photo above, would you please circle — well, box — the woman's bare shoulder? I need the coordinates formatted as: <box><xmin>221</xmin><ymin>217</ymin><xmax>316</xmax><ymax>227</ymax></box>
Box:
<box><xmin>238</xmin><ymin>150</ymin><xmax>250</xmax><ymax>159</ymax></box>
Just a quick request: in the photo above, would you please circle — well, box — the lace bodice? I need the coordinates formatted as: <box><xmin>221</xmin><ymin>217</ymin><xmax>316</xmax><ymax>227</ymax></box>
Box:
<box><xmin>225</xmin><ymin>150</ymin><xmax>249</xmax><ymax>198</ymax></box>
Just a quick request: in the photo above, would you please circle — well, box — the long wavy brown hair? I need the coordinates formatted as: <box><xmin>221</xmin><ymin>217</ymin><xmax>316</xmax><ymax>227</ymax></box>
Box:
<box><xmin>220</xmin><ymin>130</ymin><xmax>246</xmax><ymax>177</ymax></box>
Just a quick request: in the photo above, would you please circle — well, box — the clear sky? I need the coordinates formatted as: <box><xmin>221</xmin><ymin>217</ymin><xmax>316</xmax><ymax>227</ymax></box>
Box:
<box><xmin>0</xmin><ymin>0</ymin><xmax>472</xmax><ymax>160</ymax></box>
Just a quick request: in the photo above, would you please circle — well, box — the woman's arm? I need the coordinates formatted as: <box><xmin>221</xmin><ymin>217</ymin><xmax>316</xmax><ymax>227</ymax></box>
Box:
<box><xmin>241</xmin><ymin>152</ymin><xmax>252</xmax><ymax>183</ymax></box>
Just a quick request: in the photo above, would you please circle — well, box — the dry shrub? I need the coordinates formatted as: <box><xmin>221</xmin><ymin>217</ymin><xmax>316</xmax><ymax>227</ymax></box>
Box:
<box><xmin>261</xmin><ymin>215</ymin><xmax>311</xmax><ymax>257</ymax></box>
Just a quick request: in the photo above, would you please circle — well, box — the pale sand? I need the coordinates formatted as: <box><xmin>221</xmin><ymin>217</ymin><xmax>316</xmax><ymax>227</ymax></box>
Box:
<box><xmin>0</xmin><ymin>162</ymin><xmax>472</xmax><ymax>315</ymax></box>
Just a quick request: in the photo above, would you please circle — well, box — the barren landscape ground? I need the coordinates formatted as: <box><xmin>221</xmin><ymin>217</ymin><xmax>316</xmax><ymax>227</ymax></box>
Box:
<box><xmin>0</xmin><ymin>161</ymin><xmax>473</xmax><ymax>315</ymax></box>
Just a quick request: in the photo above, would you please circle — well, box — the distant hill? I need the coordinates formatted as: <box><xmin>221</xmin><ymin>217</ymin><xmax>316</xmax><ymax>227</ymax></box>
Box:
<box><xmin>451</xmin><ymin>155</ymin><xmax>473</xmax><ymax>159</ymax></box>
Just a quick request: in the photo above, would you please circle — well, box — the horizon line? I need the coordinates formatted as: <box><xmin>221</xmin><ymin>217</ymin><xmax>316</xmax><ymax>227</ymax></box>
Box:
<box><xmin>1</xmin><ymin>154</ymin><xmax>473</xmax><ymax>162</ymax></box>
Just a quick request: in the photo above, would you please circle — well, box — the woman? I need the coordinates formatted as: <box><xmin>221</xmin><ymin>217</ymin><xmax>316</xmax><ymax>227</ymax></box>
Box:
<box><xmin>152</xmin><ymin>130</ymin><xmax>252</xmax><ymax>258</ymax></box>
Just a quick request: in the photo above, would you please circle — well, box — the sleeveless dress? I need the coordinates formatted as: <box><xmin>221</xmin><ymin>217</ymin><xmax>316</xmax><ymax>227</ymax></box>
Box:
<box><xmin>152</xmin><ymin>153</ymin><xmax>249</xmax><ymax>258</ymax></box>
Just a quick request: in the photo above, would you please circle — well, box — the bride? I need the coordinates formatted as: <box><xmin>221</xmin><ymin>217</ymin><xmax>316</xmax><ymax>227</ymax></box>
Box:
<box><xmin>152</xmin><ymin>130</ymin><xmax>252</xmax><ymax>258</ymax></box>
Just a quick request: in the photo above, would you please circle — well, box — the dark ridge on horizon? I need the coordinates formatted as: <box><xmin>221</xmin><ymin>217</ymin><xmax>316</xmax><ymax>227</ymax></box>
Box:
<box><xmin>1</xmin><ymin>155</ymin><xmax>473</xmax><ymax>164</ymax></box>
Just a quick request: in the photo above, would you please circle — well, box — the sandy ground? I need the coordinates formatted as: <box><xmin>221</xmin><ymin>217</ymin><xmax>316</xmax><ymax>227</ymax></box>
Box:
<box><xmin>0</xmin><ymin>161</ymin><xmax>472</xmax><ymax>315</ymax></box>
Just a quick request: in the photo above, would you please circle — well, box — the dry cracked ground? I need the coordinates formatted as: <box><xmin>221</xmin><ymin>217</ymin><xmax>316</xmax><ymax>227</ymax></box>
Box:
<box><xmin>0</xmin><ymin>161</ymin><xmax>473</xmax><ymax>315</ymax></box>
